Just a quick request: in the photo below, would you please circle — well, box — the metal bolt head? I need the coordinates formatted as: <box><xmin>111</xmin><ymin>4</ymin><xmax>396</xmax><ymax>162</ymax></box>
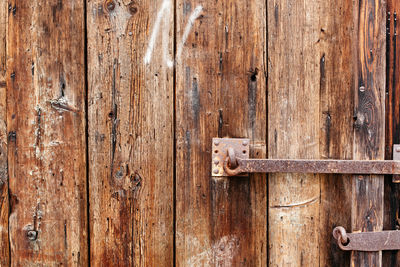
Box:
<box><xmin>396</xmin><ymin>147</ymin><xmax>400</xmax><ymax>153</ymax></box>
<box><xmin>27</xmin><ymin>230</ymin><xmax>37</xmax><ymax>241</ymax></box>
<box><xmin>213</xmin><ymin>168</ymin><xmax>219</xmax><ymax>174</ymax></box>
<box><xmin>242</xmin><ymin>140</ymin><xmax>249</xmax><ymax>146</ymax></box>
<box><xmin>213</xmin><ymin>159</ymin><xmax>219</xmax><ymax>165</ymax></box>
<box><xmin>214</xmin><ymin>140</ymin><xmax>220</xmax><ymax>146</ymax></box>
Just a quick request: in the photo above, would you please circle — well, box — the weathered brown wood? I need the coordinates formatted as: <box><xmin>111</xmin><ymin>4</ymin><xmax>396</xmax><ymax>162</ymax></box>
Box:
<box><xmin>175</xmin><ymin>1</ymin><xmax>267</xmax><ymax>266</ymax></box>
<box><xmin>6</xmin><ymin>1</ymin><xmax>88</xmax><ymax>265</ymax></box>
<box><xmin>87</xmin><ymin>0</ymin><xmax>174</xmax><ymax>266</ymax></box>
<box><xmin>0</xmin><ymin>0</ymin><xmax>8</xmax><ymax>265</ymax></box>
<box><xmin>384</xmin><ymin>1</ymin><xmax>400</xmax><ymax>266</ymax></box>
<box><xmin>268</xmin><ymin>0</ymin><xmax>323</xmax><ymax>265</ymax></box>
<box><xmin>351</xmin><ymin>0</ymin><xmax>386</xmax><ymax>266</ymax></box>
<box><xmin>318</xmin><ymin>0</ymin><xmax>354</xmax><ymax>265</ymax></box>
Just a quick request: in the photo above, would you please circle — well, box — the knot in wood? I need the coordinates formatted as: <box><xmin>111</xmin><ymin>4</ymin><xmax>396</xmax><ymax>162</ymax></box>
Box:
<box><xmin>105</xmin><ymin>0</ymin><xmax>115</xmax><ymax>11</ymax></box>
<box><xmin>128</xmin><ymin>3</ymin><xmax>138</xmax><ymax>14</ymax></box>
<box><xmin>354</xmin><ymin>113</ymin><xmax>365</xmax><ymax>129</ymax></box>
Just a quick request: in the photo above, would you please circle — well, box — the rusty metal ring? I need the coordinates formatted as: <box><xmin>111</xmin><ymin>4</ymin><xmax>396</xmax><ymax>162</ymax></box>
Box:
<box><xmin>332</xmin><ymin>226</ymin><xmax>349</xmax><ymax>246</ymax></box>
<box><xmin>227</xmin><ymin>147</ymin><xmax>238</xmax><ymax>169</ymax></box>
<box><xmin>223</xmin><ymin>157</ymin><xmax>242</xmax><ymax>176</ymax></box>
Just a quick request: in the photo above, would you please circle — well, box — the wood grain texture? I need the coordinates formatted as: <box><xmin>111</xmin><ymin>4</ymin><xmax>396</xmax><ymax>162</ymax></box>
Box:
<box><xmin>318</xmin><ymin>0</ymin><xmax>354</xmax><ymax>265</ymax></box>
<box><xmin>384</xmin><ymin>1</ymin><xmax>400</xmax><ymax>266</ymax></box>
<box><xmin>268</xmin><ymin>0</ymin><xmax>322</xmax><ymax>265</ymax></box>
<box><xmin>0</xmin><ymin>0</ymin><xmax>8</xmax><ymax>265</ymax></box>
<box><xmin>351</xmin><ymin>0</ymin><xmax>386</xmax><ymax>266</ymax></box>
<box><xmin>87</xmin><ymin>0</ymin><xmax>174</xmax><ymax>266</ymax></box>
<box><xmin>175</xmin><ymin>0</ymin><xmax>267</xmax><ymax>266</ymax></box>
<box><xmin>7</xmin><ymin>0</ymin><xmax>88</xmax><ymax>265</ymax></box>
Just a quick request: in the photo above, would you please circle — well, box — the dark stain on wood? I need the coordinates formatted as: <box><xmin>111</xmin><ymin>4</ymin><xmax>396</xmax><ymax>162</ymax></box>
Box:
<box><xmin>274</xmin><ymin>4</ymin><xmax>278</xmax><ymax>26</ymax></box>
<box><xmin>248</xmin><ymin>68</ymin><xmax>258</xmax><ymax>132</ymax></box>
<box><xmin>191</xmin><ymin>77</ymin><xmax>200</xmax><ymax>125</ymax></box>
<box><xmin>110</xmin><ymin>58</ymin><xmax>118</xmax><ymax>180</ymax></box>
<box><xmin>218</xmin><ymin>109</ymin><xmax>223</xmax><ymax>137</ymax></box>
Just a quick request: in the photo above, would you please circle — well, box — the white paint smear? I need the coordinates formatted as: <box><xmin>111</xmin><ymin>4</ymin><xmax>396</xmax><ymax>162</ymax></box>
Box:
<box><xmin>176</xmin><ymin>5</ymin><xmax>203</xmax><ymax>61</ymax></box>
<box><xmin>144</xmin><ymin>0</ymin><xmax>172</xmax><ymax>65</ymax></box>
<box><xmin>144</xmin><ymin>1</ymin><xmax>203</xmax><ymax>67</ymax></box>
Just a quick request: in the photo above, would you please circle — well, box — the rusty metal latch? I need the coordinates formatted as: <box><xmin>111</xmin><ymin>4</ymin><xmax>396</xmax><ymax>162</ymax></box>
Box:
<box><xmin>333</xmin><ymin>226</ymin><xmax>400</xmax><ymax>251</ymax></box>
<box><xmin>211</xmin><ymin>138</ymin><xmax>400</xmax><ymax>176</ymax></box>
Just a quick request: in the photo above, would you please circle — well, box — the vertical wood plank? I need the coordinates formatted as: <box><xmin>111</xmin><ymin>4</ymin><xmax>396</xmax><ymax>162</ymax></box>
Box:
<box><xmin>351</xmin><ymin>0</ymin><xmax>386</xmax><ymax>266</ymax></box>
<box><xmin>268</xmin><ymin>0</ymin><xmax>322</xmax><ymax>265</ymax></box>
<box><xmin>6</xmin><ymin>0</ymin><xmax>88</xmax><ymax>265</ymax></box>
<box><xmin>318</xmin><ymin>0</ymin><xmax>354</xmax><ymax>265</ymax></box>
<box><xmin>0</xmin><ymin>0</ymin><xmax>8</xmax><ymax>265</ymax></box>
<box><xmin>175</xmin><ymin>0</ymin><xmax>267</xmax><ymax>266</ymax></box>
<box><xmin>87</xmin><ymin>0</ymin><xmax>174</xmax><ymax>266</ymax></box>
<box><xmin>384</xmin><ymin>1</ymin><xmax>400</xmax><ymax>266</ymax></box>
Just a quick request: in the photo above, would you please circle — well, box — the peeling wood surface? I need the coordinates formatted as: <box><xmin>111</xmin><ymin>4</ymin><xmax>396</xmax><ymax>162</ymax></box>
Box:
<box><xmin>384</xmin><ymin>0</ymin><xmax>400</xmax><ymax>266</ymax></box>
<box><xmin>351</xmin><ymin>0</ymin><xmax>386</xmax><ymax>266</ymax></box>
<box><xmin>0</xmin><ymin>0</ymin><xmax>8</xmax><ymax>265</ymax></box>
<box><xmin>6</xmin><ymin>0</ymin><xmax>88</xmax><ymax>265</ymax></box>
<box><xmin>87</xmin><ymin>0</ymin><xmax>174</xmax><ymax>266</ymax></box>
<box><xmin>175</xmin><ymin>0</ymin><xmax>267</xmax><ymax>266</ymax></box>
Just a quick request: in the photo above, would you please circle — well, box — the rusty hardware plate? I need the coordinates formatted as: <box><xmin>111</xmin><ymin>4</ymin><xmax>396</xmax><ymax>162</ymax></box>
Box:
<box><xmin>212</xmin><ymin>138</ymin><xmax>400</xmax><ymax>176</ymax></box>
<box><xmin>211</xmin><ymin>138</ymin><xmax>249</xmax><ymax>177</ymax></box>
<box><xmin>333</xmin><ymin>227</ymin><xmax>400</xmax><ymax>251</ymax></box>
<box><xmin>393</xmin><ymin>144</ymin><xmax>400</xmax><ymax>183</ymax></box>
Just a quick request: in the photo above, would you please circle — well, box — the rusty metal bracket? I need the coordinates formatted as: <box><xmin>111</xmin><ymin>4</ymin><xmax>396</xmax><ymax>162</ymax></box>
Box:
<box><xmin>211</xmin><ymin>138</ymin><xmax>400</xmax><ymax>176</ymax></box>
<box><xmin>212</xmin><ymin>138</ymin><xmax>250</xmax><ymax>177</ymax></box>
<box><xmin>333</xmin><ymin>226</ymin><xmax>400</xmax><ymax>251</ymax></box>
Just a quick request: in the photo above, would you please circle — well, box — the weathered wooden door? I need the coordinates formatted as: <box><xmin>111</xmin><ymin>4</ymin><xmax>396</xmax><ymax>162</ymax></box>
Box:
<box><xmin>0</xmin><ymin>0</ymin><xmax>399</xmax><ymax>266</ymax></box>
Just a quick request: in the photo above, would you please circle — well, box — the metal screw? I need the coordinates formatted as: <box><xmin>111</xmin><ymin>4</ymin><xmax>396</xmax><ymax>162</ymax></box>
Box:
<box><xmin>359</xmin><ymin>86</ymin><xmax>365</xmax><ymax>92</ymax></box>
<box><xmin>396</xmin><ymin>147</ymin><xmax>400</xmax><ymax>152</ymax></box>
<box><xmin>242</xmin><ymin>140</ymin><xmax>248</xmax><ymax>146</ymax></box>
<box><xmin>213</xmin><ymin>168</ymin><xmax>219</xmax><ymax>174</ymax></box>
<box><xmin>214</xmin><ymin>140</ymin><xmax>220</xmax><ymax>146</ymax></box>
<box><xmin>27</xmin><ymin>230</ymin><xmax>37</xmax><ymax>241</ymax></box>
<box><xmin>213</xmin><ymin>159</ymin><xmax>219</xmax><ymax>165</ymax></box>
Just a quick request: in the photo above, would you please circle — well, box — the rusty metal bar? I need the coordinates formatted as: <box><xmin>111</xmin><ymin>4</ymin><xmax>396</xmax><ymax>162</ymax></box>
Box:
<box><xmin>224</xmin><ymin>158</ymin><xmax>400</xmax><ymax>176</ymax></box>
<box><xmin>333</xmin><ymin>226</ymin><xmax>400</xmax><ymax>251</ymax></box>
<box><xmin>211</xmin><ymin>138</ymin><xmax>400</xmax><ymax>176</ymax></box>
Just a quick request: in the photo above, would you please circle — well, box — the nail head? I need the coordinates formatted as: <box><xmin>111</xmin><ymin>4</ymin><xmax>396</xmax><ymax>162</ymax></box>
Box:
<box><xmin>27</xmin><ymin>230</ymin><xmax>37</xmax><ymax>241</ymax></box>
